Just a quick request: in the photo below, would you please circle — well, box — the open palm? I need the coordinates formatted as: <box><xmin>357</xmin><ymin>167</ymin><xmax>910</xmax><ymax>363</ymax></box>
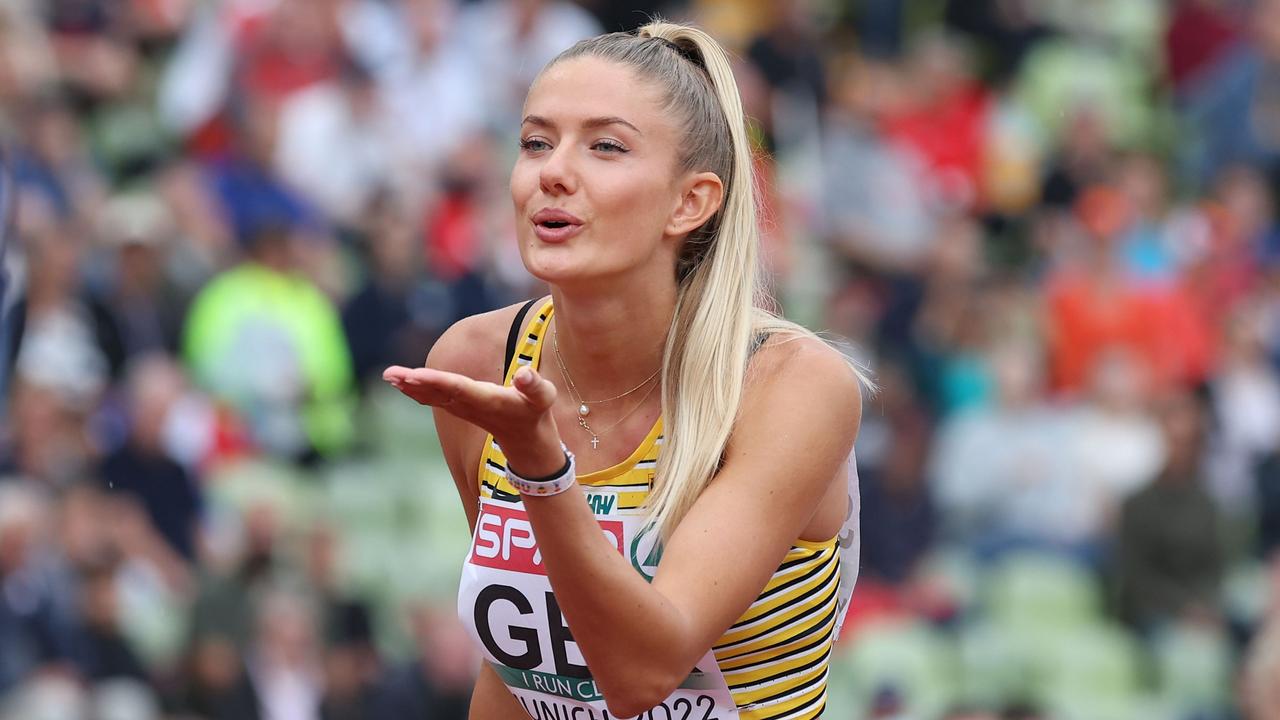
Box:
<box><xmin>382</xmin><ymin>365</ymin><xmax>558</xmax><ymax>449</ymax></box>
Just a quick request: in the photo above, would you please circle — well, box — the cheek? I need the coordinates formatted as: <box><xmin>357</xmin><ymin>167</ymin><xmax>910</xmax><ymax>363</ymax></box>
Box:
<box><xmin>594</xmin><ymin>173</ymin><xmax>674</xmax><ymax>230</ymax></box>
<box><xmin>510</xmin><ymin>161</ymin><xmax>536</xmax><ymax>208</ymax></box>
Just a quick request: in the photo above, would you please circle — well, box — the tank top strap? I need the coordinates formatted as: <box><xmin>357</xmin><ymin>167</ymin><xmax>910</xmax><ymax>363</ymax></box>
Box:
<box><xmin>502</xmin><ymin>299</ymin><xmax>555</xmax><ymax>386</ymax></box>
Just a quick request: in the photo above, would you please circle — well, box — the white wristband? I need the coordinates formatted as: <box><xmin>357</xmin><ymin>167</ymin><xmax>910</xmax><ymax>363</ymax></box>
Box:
<box><xmin>506</xmin><ymin>445</ymin><xmax>577</xmax><ymax>497</ymax></box>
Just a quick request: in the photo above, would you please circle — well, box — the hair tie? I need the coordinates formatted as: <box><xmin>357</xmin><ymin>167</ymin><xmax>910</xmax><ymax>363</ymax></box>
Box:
<box><xmin>652</xmin><ymin>36</ymin><xmax>704</xmax><ymax>70</ymax></box>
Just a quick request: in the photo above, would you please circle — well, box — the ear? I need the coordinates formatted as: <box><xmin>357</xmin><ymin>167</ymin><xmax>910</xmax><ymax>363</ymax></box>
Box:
<box><xmin>665</xmin><ymin>171</ymin><xmax>724</xmax><ymax>238</ymax></box>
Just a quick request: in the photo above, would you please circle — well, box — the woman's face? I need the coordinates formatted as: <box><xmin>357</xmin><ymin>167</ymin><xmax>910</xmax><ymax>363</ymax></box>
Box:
<box><xmin>512</xmin><ymin>56</ymin><xmax>695</xmax><ymax>288</ymax></box>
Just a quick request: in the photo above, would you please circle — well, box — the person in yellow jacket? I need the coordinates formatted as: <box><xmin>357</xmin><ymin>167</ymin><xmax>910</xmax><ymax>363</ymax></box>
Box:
<box><xmin>183</xmin><ymin>224</ymin><xmax>354</xmax><ymax>462</ymax></box>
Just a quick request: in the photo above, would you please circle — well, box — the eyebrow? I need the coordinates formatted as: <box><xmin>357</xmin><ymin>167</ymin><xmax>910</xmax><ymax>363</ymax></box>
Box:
<box><xmin>521</xmin><ymin>115</ymin><xmax>643</xmax><ymax>136</ymax></box>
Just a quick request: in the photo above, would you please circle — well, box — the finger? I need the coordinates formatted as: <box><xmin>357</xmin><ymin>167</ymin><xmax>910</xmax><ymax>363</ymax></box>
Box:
<box><xmin>388</xmin><ymin>366</ymin><xmax>461</xmax><ymax>388</ymax></box>
<box><xmin>385</xmin><ymin>367</ymin><xmax>470</xmax><ymax>405</ymax></box>
<box><xmin>382</xmin><ymin>366</ymin><xmax>415</xmax><ymax>383</ymax></box>
<box><xmin>512</xmin><ymin>366</ymin><xmax>557</xmax><ymax>411</ymax></box>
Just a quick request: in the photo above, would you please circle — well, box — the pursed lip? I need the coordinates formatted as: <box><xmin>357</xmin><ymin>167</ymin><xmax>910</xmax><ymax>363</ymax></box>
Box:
<box><xmin>531</xmin><ymin>208</ymin><xmax>584</xmax><ymax>226</ymax></box>
<box><xmin>530</xmin><ymin>208</ymin><xmax>585</xmax><ymax>243</ymax></box>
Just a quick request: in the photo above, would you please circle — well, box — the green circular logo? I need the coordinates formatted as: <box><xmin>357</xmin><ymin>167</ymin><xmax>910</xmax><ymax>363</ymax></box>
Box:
<box><xmin>629</xmin><ymin>523</ymin><xmax>664</xmax><ymax>582</ymax></box>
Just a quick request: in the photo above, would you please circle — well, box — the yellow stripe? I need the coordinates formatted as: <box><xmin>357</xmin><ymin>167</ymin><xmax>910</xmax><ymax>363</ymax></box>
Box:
<box><xmin>714</xmin><ymin>582</ymin><xmax>840</xmax><ymax>659</ymax></box>
<box><xmin>736</xmin><ymin>665</ymin><xmax>827</xmax><ymax>708</ymax></box>
<box><xmin>722</xmin><ymin>639</ymin><xmax>830</xmax><ymax>684</ymax></box>
<box><xmin>730</xmin><ymin>546</ymin><xmax>838</xmax><ymax>628</ymax></box>
<box><xmin>738</xmin><ymin>674</ymin><xmax>827</xmax><ymax>719</ymax></box>
<box><xmin>715</xmin><ymin>554</ymin><xmax>839</xmax><ymax>646</ymax></box>
<box><xmin>716</xmin><ymin>613</ymin><xmax>835</xmax><ymax>672</ymax></box>
<box><xmin>615</xmin><ymin>491</ymin><xmax>649</xmax><ymax>510</ymax></box>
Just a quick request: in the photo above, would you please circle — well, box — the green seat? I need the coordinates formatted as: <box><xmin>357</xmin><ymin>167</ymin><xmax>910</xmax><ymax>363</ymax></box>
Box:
<box><xmin>117</xmin><ymin>580</ymin><xmax>186</xmax><ymax>669</ymax></box>
<box><xmin>1041</xmin><ymin>622</ymin><xmax>1140</xmax><ymax>692</ymax></box>
<box><xmin>1023</xmin><ymin>622</ymin><xmax>1142</xmax><ymax>720</ymax></box>
<box><xmin>829</xmin><ymin>618</ymin><xmax>959</xmax><ymax>719</ymax></box>
<box><xmin>204</xmin><ymin>458</ymin><xmax>317</xmax><ymax>531</ymax></box>
<box><xmin>957</xmin><ymin>617</ymin><xmax>1140</xmax><ymax>717</ymax></box>
<box><xmin>322</xmin><ymin>460</ymin><xmax>398</xmax><ymax>531</ymax></box>
<box><xmin>360</xmin><ymin>383</ymin><xmax>445</xmax><ymax>460</ymax></box>
<box><xmin>1223</xmin><ymin>560</ymin><xmax>1270</xmax><ymax>629</ymax></box>
<box><xmin>1014</xmin><ymin>36</ymin><xmax>1158</xmax><ymax>149</ymax></box>
<box><xmin>956</xmin><ymin>620</ymin><xmax>1038</xmax><ymax>707</ymax></box>
<box><xmin>1152</xmin><ymin>622</ymin><xmax>1232</xmax><ymax>712</ymax></box>
<box><xmin>984</xmin><ymin>551</ymin><xmax>1101</xmax><ymax>630</ymax></box>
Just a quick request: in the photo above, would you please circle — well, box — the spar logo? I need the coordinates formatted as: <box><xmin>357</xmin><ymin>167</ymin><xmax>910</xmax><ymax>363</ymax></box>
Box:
<box><xmin>472</xmin><ymin>503</ymin><xmax>624</xmax><ymax>575</ymax></box>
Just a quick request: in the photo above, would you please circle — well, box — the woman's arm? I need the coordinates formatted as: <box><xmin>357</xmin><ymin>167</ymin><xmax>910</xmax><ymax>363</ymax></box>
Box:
<box><xmin>421</xmin><ymin>303</ymin><xmax>534</xmax><ymax>530</ymax></box>
<box><xmin>415</xmin><ymin>304</ymin><xmax>543</xmax><ymax>717</ymax></box>
<box><xmin>388</xmin><ymin>335</ymin><xmax>861</xmax><ymax>718</ymax></box>
<box><xmin>469</xmin><ymin>662</ymin><xmax>529</xmax><ymax>719</ymax></box>
<box><xmin>516</xmin><ymin>338</ymin><xmax>860</xmax><ymax>715</ymax></box>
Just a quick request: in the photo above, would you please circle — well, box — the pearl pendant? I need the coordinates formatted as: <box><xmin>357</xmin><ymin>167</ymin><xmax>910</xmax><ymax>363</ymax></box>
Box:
<box><xmin>578</xmin><ymin>404</ymin><xmax>590</xmax><ymax>416</ymax></box>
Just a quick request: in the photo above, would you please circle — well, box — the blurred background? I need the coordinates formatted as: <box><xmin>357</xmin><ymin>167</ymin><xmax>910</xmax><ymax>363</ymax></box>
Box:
<box><xmin>1</xmin><ymin>0</ymin><xmax>1280</xmax><ymax>718</ymax></box>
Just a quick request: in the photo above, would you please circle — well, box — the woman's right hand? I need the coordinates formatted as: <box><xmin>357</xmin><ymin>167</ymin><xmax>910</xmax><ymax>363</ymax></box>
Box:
<box><xmin>382</xmin><ymin>364</ymin><xmax>567</xmax><ymax>477</ymax></box>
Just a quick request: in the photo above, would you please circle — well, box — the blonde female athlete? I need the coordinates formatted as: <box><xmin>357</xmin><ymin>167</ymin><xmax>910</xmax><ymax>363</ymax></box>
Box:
<box><xmin>384</xmin><ymin>22</ymin><xmax>864</xmax><ymax>720</ymax></box>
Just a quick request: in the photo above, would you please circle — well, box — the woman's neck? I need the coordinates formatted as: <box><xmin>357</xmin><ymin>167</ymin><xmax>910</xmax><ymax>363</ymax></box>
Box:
<box><xmin>548</xmin><ymin>276</ymin><xmax>676</xmax><ymax>398</ymax></box>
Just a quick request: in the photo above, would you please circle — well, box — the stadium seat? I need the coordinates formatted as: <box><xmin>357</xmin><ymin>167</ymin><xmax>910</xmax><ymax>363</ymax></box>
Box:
<box><xmin>984</xmin><ymin>550</ymin><xmax>1102</xmax><ymax>629</ymax></box>
<box><xmin>1152</xmin><ymin>621</ymin><xmax>1232</xmax><ymax>712</ymax></box>
<box><xmin>829</xmin><ymin>618</ymin><xmax>960</xmax><ymax>719</ymax></box>
<box><xmin>956</xmin><ymin>620</ymin><xmax>1037</xmax><ymax>707</ymax></box>
<box><xmin>204</xmin><ymin>458</ymin><xmax>318</xmax><ymax>531</ymax></box>
<box><xmin>360</xmin><ymin>383</ymin><xmax>446</xmax><ymax>460</ymax></box>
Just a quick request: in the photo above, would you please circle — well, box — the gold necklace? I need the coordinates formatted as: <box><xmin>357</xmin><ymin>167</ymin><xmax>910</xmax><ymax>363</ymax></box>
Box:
<box><xmin>550</xmin><ymin>324</ymin><xmax>660</xmax><ymax>416</ymax></box>
<box><xmin>573</xmin><ymin>379</ymin><xmax>659</xmax><ymax>450</ymax></box>
<box><xmin>551</xmin><ymin>324</ymin><xmax>660</xmax><ymax>449</ymax></box>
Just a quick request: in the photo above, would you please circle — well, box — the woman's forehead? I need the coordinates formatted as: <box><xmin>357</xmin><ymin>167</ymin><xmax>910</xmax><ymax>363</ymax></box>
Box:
<box><xmin>525</xmin><ymin>57</ymin><xmax>668</xmax><ymax>129</ymax></box>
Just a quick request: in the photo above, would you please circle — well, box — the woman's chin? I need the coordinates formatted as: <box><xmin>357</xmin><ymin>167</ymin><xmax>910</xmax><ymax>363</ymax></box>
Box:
<box><xmin>522</xmin><ymin>246</ymin><xmax>591</xmax><ymax>284</ymax></box>
<box><xmin>523</xmin><ymin>258</ymin><xmax>584</xmax><ymax>285</ymax></box>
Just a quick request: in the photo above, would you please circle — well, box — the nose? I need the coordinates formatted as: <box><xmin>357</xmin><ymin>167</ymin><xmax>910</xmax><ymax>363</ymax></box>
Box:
<box><xmin>538</xmin><ymin>144</ymin><xmax>578</xmax><ymax>196</ymax></box>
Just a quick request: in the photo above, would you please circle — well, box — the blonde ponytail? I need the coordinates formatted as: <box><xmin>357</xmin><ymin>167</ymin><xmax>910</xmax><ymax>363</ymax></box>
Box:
<box><xmin>634</xmin><ymin>23</ymin><xmax>760</xmax><ymax>540</ymax></box>
<box><xmin>544</xmin><ymin>21</ymin><xmax>870</xmax><ymax>540</ymax></box>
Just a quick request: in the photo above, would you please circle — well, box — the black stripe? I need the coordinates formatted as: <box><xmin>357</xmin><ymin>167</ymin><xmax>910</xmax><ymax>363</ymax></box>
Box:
<box><xmin>727</xmin><ymin>643</ymin><xmax>831</xmax><ymax>691</ymax></box>
<box><xmin>776</xmin><ymin>553</ymin><xmax>816</xmax><ymax>573</ymax></box>
<box><xmin>732</xmin><ymin>561</ymin><xmax>839</xmax><ymax>630</ymax></box>
<box><xmin>517</xmin><ymin>353</ymin><xmax>534</xmax><ymax>362</ymax></box>
<box><xmin>504</xmin><ymin>299</ymin><xmax>539</xmax><ymax>375</ymax></box>
<box><xmin>725</xmin><ymin>581</ymin><xmax>838</xmax><ymax>651</ymax></box>
<box><xmin>479</xmin><ymin>479</ymin><xmax>521</xmax><ymax>504</ymax></box>
<box><xmin>758</xmin><ymin>685</ymin><xmax>826</xmax><ymax>720</ymax></box>
<box><xmin>715</xmin><ymin>588</ymin><xmax>838</xmax><ymax>654</ymax></box>
<box><xmin>721</xmin><ymin>617</ymin><xmax>834</xmax><ymax>675</ymax></box>
<box><xmin>740</xmin><ymin>663</ymin><xmax>828</xmax><ymax>710</ymax></box>
<box><xmin>750</xmin><ymin>548</ymin><xmax>836</xmax><ymax>606</ymax></box>
<box><xmin>485</xmin><ymin>459</ymin><xmax>506</xmax><ymax>472</ymax></box>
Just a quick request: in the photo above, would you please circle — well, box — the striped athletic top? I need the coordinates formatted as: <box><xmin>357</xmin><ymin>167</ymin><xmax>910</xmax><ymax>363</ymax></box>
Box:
<box><xmin>457</xmin><ymin>300</ymin><xmax>842</xmax><ymax>720</ymax></box>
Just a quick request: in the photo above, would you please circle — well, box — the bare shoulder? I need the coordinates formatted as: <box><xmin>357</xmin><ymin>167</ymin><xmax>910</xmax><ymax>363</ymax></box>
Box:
<box><xmin>426</xmin><ymin>297</ymin><xmax>548</xmax><ymax>383</ymax></box>
<box><xmin>748</xmin><ymin>333</ymin><xmax>863</xmax><ymax>411</ymax></box>
<box><xmin>738</xmin><ymin>333</ymin><xmax>864</xmax><ymax>443</ymax></box>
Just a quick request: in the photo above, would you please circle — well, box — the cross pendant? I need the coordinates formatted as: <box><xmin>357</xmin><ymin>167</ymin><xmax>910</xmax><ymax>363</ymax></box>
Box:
<box><xmin>591</xmin><ymin>436</ymin><xmax>600</xmax><ymax>449</ymax></box>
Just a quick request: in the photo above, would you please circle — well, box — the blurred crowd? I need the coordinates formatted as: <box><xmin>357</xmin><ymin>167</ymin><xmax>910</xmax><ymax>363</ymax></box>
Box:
<box><xmin>2</xmin><ymin>0</ymin><xmax>1280</xmax><ymax>718</ymax></box>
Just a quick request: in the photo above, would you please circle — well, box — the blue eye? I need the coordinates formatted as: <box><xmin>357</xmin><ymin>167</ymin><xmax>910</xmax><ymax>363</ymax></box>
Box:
<box><xmin>592</xmin><ymin>140</ymin><xmax>628</xmax><ymax>153</ymax></box>
<box><xmin>520</xmin><ymin>138</ymin><xmax>550</xmax><ymax>152</ymax></box>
